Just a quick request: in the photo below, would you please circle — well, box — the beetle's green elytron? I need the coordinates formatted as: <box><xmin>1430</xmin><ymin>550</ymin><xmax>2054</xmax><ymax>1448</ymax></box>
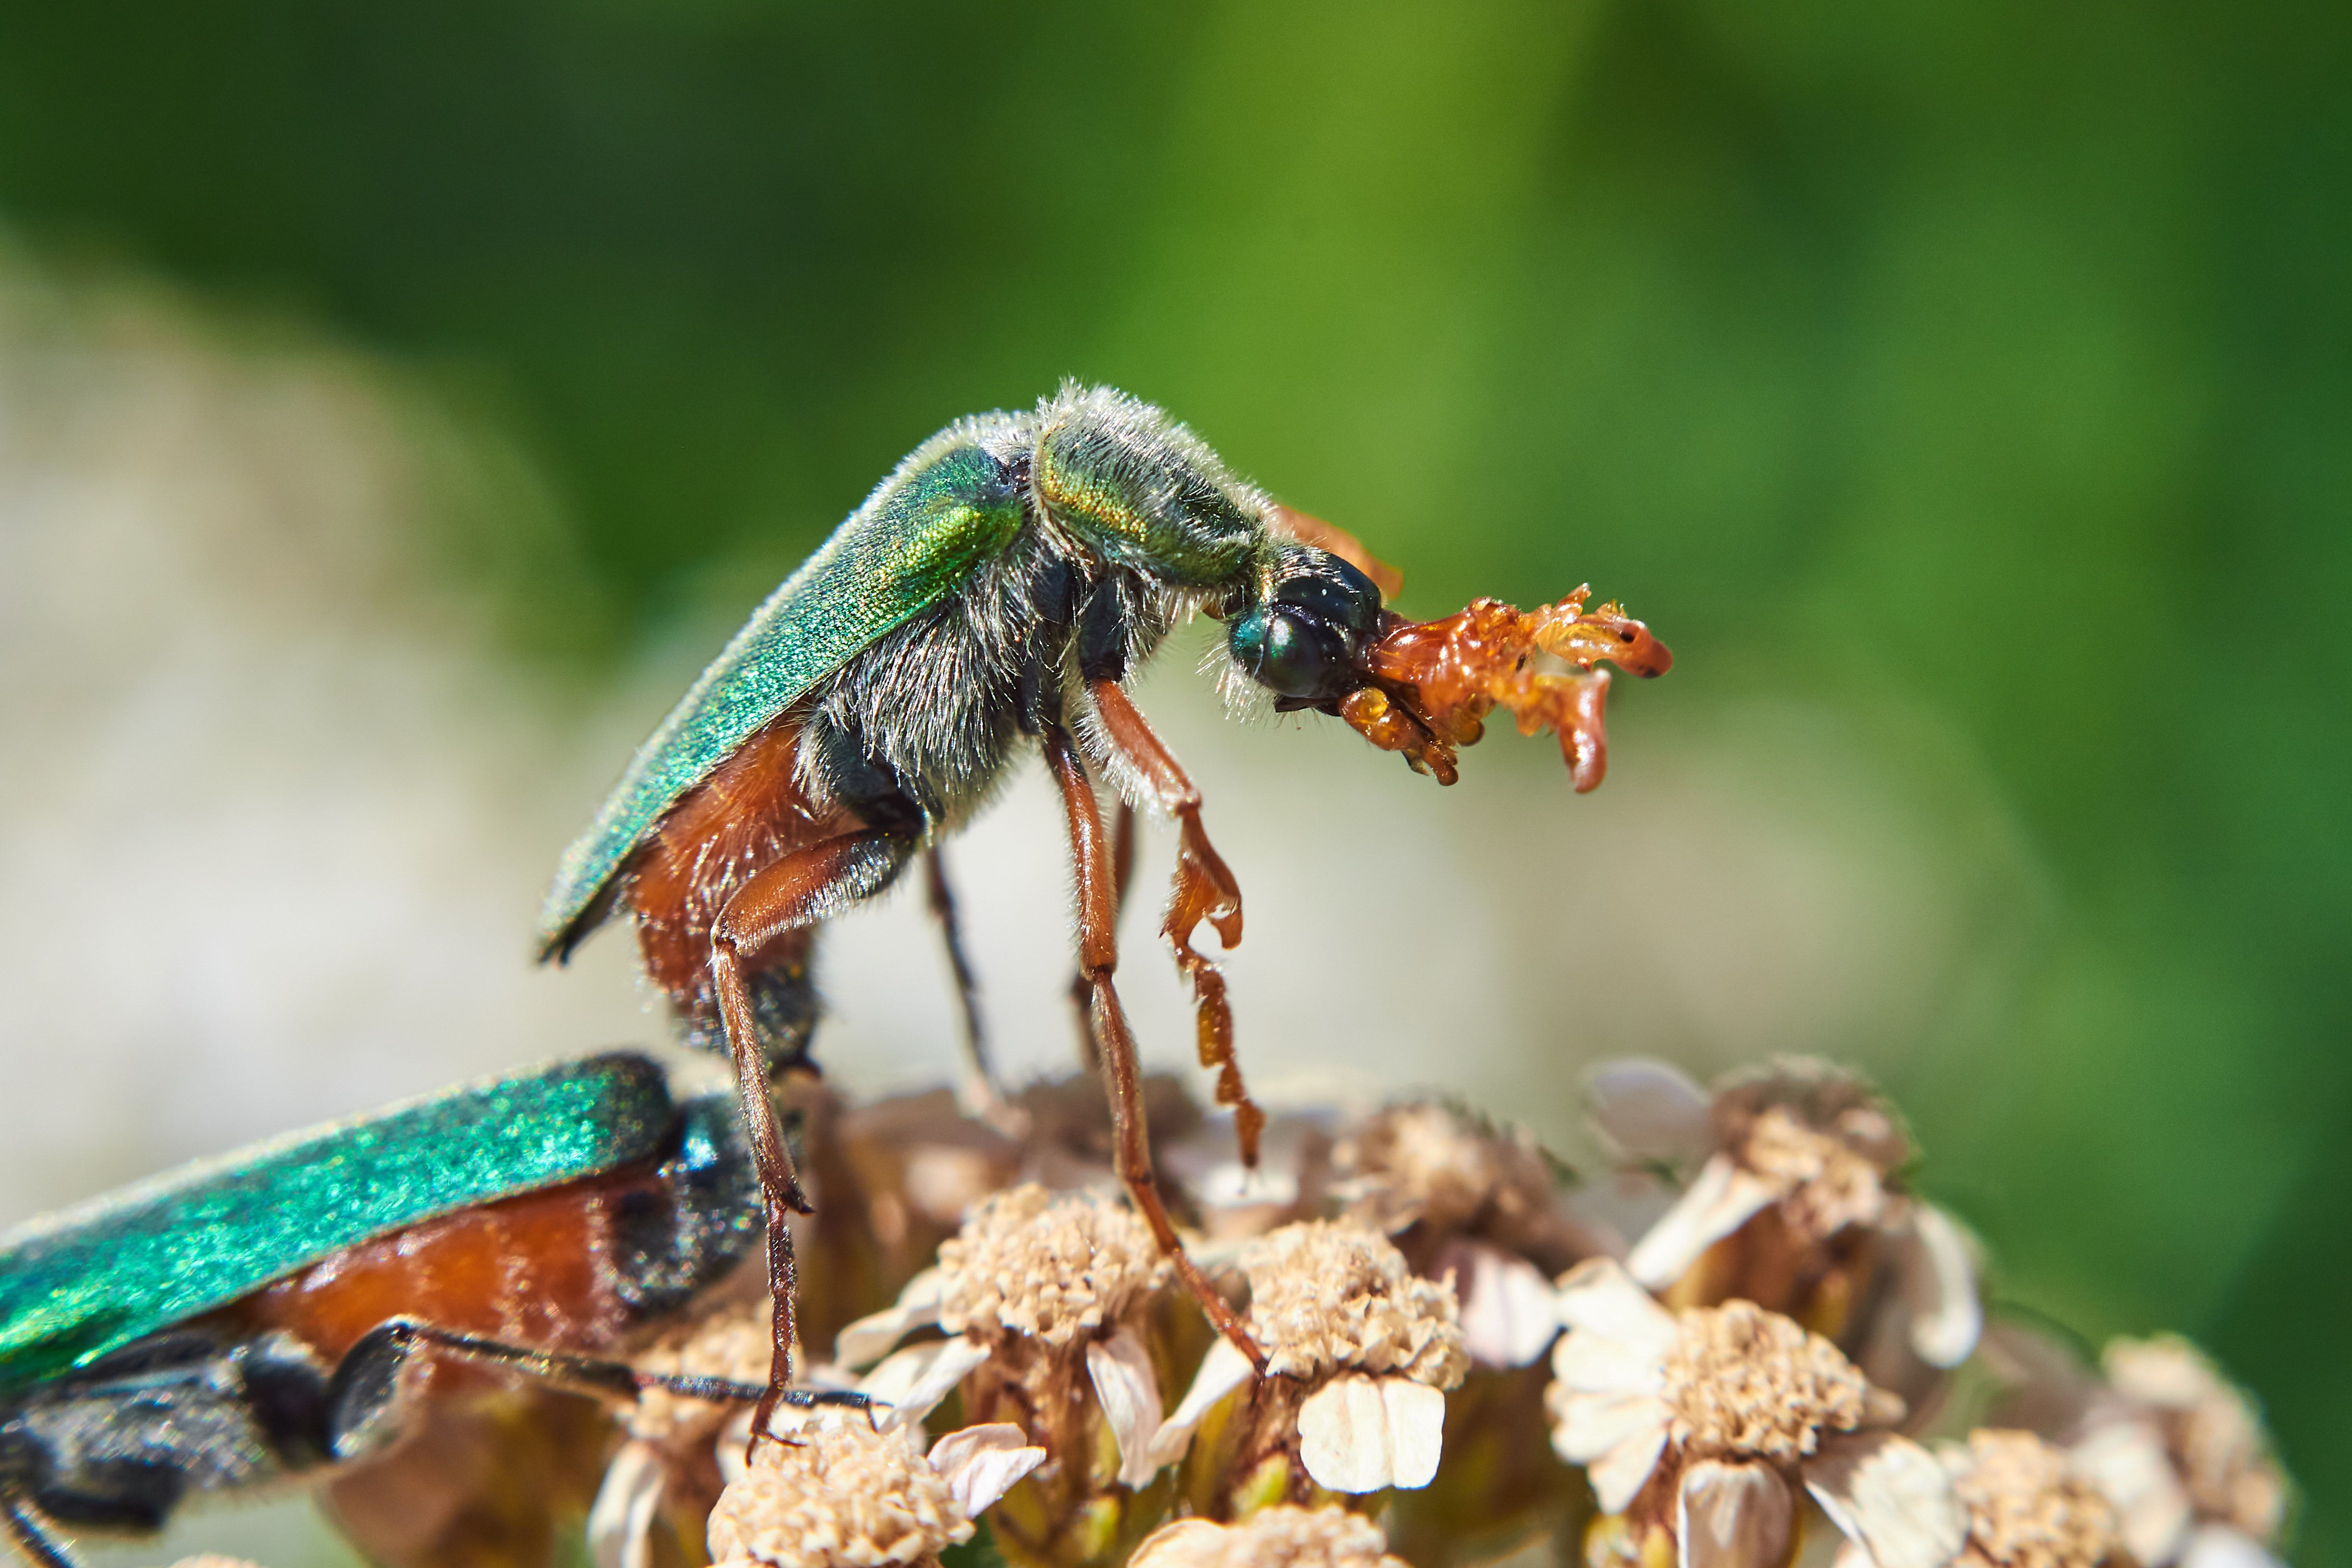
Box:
<box><xmin>540</xmin><ymin>383</ymin><xmax>1670</xmax><ymax>1439</ymax></box>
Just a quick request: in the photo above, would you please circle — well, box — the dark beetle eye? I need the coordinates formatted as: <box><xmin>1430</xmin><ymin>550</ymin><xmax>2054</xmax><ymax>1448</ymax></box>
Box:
<box><xmin>1275</xmin><ymin>554</ymin><xmax>1384</xmax><ymax>638</ymax></box>
<box><xmin>1230</xmin><ymin>608</ymin><xmax>1350</xmax><ymax>700</ymax></box>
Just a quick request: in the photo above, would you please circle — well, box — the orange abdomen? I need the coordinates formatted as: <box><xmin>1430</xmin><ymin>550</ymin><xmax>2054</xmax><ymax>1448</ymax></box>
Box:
<box><xmin>625</xmin><ymin>716</ymin><xmax>862</xmax><ymax>1015</ymax></box>
<box><xmin>217</xmin><ymin>1161</ymin><xmax>666</xmax><ymax>1368</ymax></box>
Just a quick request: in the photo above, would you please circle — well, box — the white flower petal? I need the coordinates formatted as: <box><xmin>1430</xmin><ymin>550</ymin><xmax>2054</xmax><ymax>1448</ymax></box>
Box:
<box><xmin>1587</xmin><ymin>1059</ymin><xmax>1713</xmax><ymax>1164</ymax></box>
<box><xmin>833</xmin><ymin>1267</ymin><xmax>947</xmax><ymax>1367</ymax></box>
<box><xmin>859</xmin><ymin>1334</ymin><xmax>993</xmax><ymax>1432</ymax></box>
<box><xmin>1130</xmin><ymin>1519</ymin><xmax>1225</xmax><ymax>1568</ymax></box>
<box><xmin>1585</xmin><ymin>1424</ymin><xmax>1670</xmax><ymax>1516</ymax></box>
<box><xmin>1551</xmin><ymin>1329</ymin><xmax>1668</xmax><ymax>1397</ymax></box>
<box><xmin>587</xmin><ymin>1439</ymin><xmax>665</xmax><ymax>1568</ymax></box>
<box><xmin>1548</xmin><ymin>1392</ymin><xmax>1671</xmax><ymax>1464</ymax></box>
<box><xmin>1296</xmin><ymin>1374</ymin><xmax>1447</xmax><ymax>1493</ymax></box>
<box><xmin>1677</xmin><ymin>1459</ymin><xmax>1793</xmax><ymax>1568</ymax></box>
<box><xmin>1441</xmin><ymin>1239</ymin><xmax>1563</xmax><ymax>1368</ymax></box>
<box><xmin>2071</xmin><ymin>1420</ymin><xmax>2192</xmax><ymax>1567</ymax></box>
<box><xmin>716</xmin><ymin>1406</ymin><xmax>755</xmax><ymax>1487</ymax></box>
<box><xmin>1903</xmin><ymin>1205</ymin><xmax>1982</xmax><ymax>1370</ymax></box>
<box><xmin>1382</xmin><ymin>1379</ymin><xmax>1447</xmax><ymax>1489</ymax></box>
<box><xmin>1806</xmin><ymin>1432</ymin><xmax>1967</xmax><ymax>1568</ymax></box>
<box><xmin>1553</xmin><ymin>1258</ymin><xmax>1679</xmax><ymax>1353</ymax></box>
<box><xmin>927</xmin><ymin>1423</ymin><xmax>1048</xmax><ymax>1516</ymax></box>
<box><xmin>1147</xmin><ymin>1334</ymin><xmax>1257</xmax><ymax>1468</ymax></box>
<box><xmin>1626</xmin><ymin>1156</ymin><xmax>1776</xmax><ymax>1290</ymax></box>
<box><xmin>1084</xmin><ymin>1325</ymin><xmax>1168</xmax><ymax>1488</ymax></box>
<box><xmin>2180</xmin><ymin>1525</ymin><xmax>2286</xmax><ymax>1568</ymax></box>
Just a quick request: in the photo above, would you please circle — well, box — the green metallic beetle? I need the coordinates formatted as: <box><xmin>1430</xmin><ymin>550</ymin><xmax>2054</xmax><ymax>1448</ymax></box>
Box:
<box><xmin>0</xmin><ymin>1050</ymin><xmax>847</xmax><ymax>1568</ymax></box>
<box><xmin>537</xmin><ymin>383</ymin><xmax>1672</xmax><ymax>1434</ymax></box>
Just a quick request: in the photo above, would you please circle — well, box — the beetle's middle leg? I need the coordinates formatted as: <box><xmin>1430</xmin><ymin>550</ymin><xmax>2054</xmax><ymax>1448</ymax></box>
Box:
<box><xmin>1063</xmin><ymin>800</ymin><xmax>1135</xmax><ymax>1073</ymax></box>
<box><xmin>707</xmin><ymin>829</ymin><xmax>914</xmax><ymax>1447</ymax></box>
<box><xmin>1042</xmin><ymin>721</ymin><xmax>1265</xmax><ymax>1372</ymax></box>
<box><xmin>1085</xmin><ymin>679</ymin><xmax>1266</xmax><ymax>1165</ymax></box>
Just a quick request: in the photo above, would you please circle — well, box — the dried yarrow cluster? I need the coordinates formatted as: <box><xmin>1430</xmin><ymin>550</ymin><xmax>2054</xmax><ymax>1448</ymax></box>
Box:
<box><xmin>558</xmin><ymin>1056</ymin><xmax>2296</xmax><ymax>1568</ymax></box>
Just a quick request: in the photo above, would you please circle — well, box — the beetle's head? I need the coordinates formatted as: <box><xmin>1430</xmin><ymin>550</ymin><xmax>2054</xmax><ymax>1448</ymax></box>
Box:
<box><xmin>1227</xmin><ymin>543</ymin><xmax>1389</xmax><ymax>708</ymax></box>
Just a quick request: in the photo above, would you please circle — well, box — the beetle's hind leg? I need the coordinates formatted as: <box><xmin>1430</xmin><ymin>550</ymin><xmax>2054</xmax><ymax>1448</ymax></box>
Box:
<box><xmin>922</xmin><ymin>848</ymin><xmax>1014</xmax><ymax>1124</ymax></box>
<box><xmin>1084</xmin><ymin>680</ymin><xmax>1266</xmax><ymax>1165</ymax></box>
<box><xmin>1042</xmin><ymin>722</ymin><xmax>1265</xmax><ymax>1373</ymax></box>
<box><xmin>1</xmin><ymin>1493</ymin><xmax>80</xmax><ymax>1568</ymax></box>
<box><xmin>706</xmin><ymin>830</ymin><xmax>917</xmax><ymax>1450</ymax></box>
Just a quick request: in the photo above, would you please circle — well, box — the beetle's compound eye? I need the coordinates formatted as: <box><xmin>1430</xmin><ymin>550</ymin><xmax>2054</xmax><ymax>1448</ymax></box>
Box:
<box><xmin>1274</xmin><ymin>552</ymin><xmax>1385</xmax><ymax>639</ymax></box>
<box><xmin>1230</xmin><ymin>606</ymin><xmax>1354</xmax><ymax>701</ymax></box>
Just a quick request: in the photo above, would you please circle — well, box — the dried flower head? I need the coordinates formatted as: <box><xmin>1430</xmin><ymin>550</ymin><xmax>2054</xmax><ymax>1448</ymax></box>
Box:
<box><xmin>1943</xmin><ymin>1431</ymin><xmax>2121</xmax><ymax>1568</ymax></box>
<box><xmin>1333</xmin><ymin>1103</ymin><xmax>1556</xmax><ymax>1241</ymax></box>
<box><xmin>1241</xmin><ymin>1221</ymin><xmax>1467</xmax><ymax>1387</ymax></box>
<box><xmin>707</xmin><ymin>1416</ymin><xmax>1043</xmax><ymax>1568</ymax></box>
<box><xmin>1129</xmin><ymin>1506</ymin><xmax>1408</xmax><ymax>1568</ymax></box>
<box><xmin>935</xmin><ymin>1184</ymin><xmax>1170</xmax><ymax>1348</ymax></box>
<box><xmin>1330</xmin><ymin>1102</ymin><xmax>1596</xmax><ymax>1370</ymax></box>
<box><xmin>2100</xmin><ymin>1337</ymin><xmax>2286</xmax><ymax>1545</ymax></box>
<box><xmin>1661</xmin><ymin>1300</ymin><xmax>1871</xmax><ymax>1462</ymax></box>
<box><xmin>1594</xmin><ymin>1058</ymin><xmax>1981</xmax><ymax>1393</ymax></box>
<box><xmin>1547</xmin><ymin>1259</ymin><xmax>1919</xmax><ymax>1568</ymax></box>
<box><xmin>1154</xmin><ymin>1223</ymin><xmax>1467</xmax><ymax>1497</ymax></box>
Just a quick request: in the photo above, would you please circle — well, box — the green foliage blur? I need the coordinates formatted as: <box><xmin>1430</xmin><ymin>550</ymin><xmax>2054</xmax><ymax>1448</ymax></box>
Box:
<box><xmin>0</xmin><ymin>0</ymin><xmax>2342</xmax><ymax>1556</ymax></box>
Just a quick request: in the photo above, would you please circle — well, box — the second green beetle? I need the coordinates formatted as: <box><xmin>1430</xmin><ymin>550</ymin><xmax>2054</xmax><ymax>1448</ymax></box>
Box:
<box><xmin>540</xmin><ymin>384</ymin><xmax>1672</xmax><ymax>1435</ymax></box>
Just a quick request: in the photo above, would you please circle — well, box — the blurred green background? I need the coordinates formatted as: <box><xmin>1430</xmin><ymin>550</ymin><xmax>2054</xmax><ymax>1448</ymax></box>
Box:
<box><xmin>0</xmin><ymin>0</ymin><xmax>2343</xmax><ymax>1559</ymax></box>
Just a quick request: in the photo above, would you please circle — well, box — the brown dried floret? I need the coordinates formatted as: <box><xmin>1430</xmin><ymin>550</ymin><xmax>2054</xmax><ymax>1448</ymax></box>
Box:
<box><xmin>2102</xmin><ymin>1335</ymin><xmax>2288</xmax><ymax>1542</ymax></box>
<box><xmin>1710</xmin><ymin>1060</ymin><xmax>1910</xmax><ymax>1245</ymax></box>
<box><xmin>935</xmin><ymin>1184</ymin><xmax>1170</xmax><ymax>1349</ymax></box>
<box><xmin>1334</xmin><ymin>1102</ymin><xmax>1581</xmax><ymax>1258</ymax></box>
<box><xmin>1130</xmin><ymin>1506</ymin><xmax>1409</xmax><ymax>1568</ymax></box>
<box><xmin>1241</xmin><ymin>1222</ymin><xmax>1467</xmax><ymax>1387</ymax></box>
<box><xmin>707</xmin><ymin>1419</ymin><xmax>971</xmax><ymax>1568</ymax></box>
<box><xmin>1661</xmin><ymin>1300</ymin><xmax>1871</xmax><ymax>1461</ymax></box>
<box><xmin>1947</xmin><ymin>1430</ymin><xmax>2121</xmax><ymax>1568</ymax></box>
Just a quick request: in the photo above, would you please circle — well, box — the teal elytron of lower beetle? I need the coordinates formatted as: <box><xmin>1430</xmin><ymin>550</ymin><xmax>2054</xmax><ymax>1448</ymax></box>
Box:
<box><xmin>0</xmin><ymin>1050</ymin><xmax>859</xmax><ymax>1568</ymax></box>
<box><xmin>537</xmin><ymin>383</ymin><xmax>1674</xmax><ymax>1434</ymax></box>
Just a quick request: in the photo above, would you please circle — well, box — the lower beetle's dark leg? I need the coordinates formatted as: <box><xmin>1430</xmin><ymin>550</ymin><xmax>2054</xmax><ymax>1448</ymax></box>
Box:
<box><xmin>1</xmin><ymin>1494</ymin><xmax>78</xmax><ymax>1568</ymax></box>
<box><xmin>334</xmin><ymin>1320</ymin><xmax>874</xmax><ymax>1413</ymax></box>
<box><xmin>922</xmin><ymin>848</ymin><xmax>1004</xmax><ymax>1113</ymax></box>
<box><xmin>1063</xmin><ymin>800</ymin><xmax>1135</xmax><ymax>1073</ymax></box>
<box><xmin>1042</xmin><ymin>722</ymin><xmax>1265</xmax><ymax>1372</ymax></box>
<box><xmin>708</xmin><ymin>830</ymin><xmax>914</xmax><ymax>1449</ymax></box>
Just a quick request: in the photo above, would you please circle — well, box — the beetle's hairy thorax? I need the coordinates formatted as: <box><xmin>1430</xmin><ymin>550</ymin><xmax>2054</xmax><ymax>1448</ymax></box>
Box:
<box><xmin>804</xmin><ymin>522</ymin><xmax>1186</xmax><ymax>830</ymax></box>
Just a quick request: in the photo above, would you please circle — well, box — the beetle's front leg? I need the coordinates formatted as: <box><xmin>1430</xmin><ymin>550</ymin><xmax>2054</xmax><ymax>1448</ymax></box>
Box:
<box><xmin>1042</xmin><ymin>721</ymin><xmax>1265</xmax><ymax>1372</ymax></box>
<box><xmin>1085</xmin><ymin>679</ymin><xmax>1266</xmax><ymax>1165</ymax></box>
<box><xmin>707</xmin><ymin>829</ymin><xmax>913</xmax><ymax>1449</ymax></box>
